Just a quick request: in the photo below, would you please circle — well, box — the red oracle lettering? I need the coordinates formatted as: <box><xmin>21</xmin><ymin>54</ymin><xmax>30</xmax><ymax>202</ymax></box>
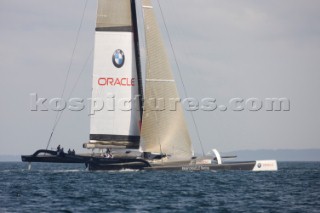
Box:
<box><xmin>114</xmin><ymin>78</ymin><xmax>121</xmax><ymax>86</ymax></box>
<box><xmin>107</xmin><ymin>78</ymin><xmax>114</xmax><ymax>85</ymax></box>
<box><xmin>98</xmin><ymin>78</ymin><xmax>107</xmax><ymax>86</ymax></box>
<box><xmin>98</xmin><ymin>77</ymin><xmax>135</xmax><ymax>87</ymax></box>
<box><xmin>121</xmin><ymin>78</ymin><xmax>127</xmax><ymax>85</ymax></box>
<box><xmin>131</xmin><ymin>78</ymin><xmax>135</xmax><ymax>86</ymax></box>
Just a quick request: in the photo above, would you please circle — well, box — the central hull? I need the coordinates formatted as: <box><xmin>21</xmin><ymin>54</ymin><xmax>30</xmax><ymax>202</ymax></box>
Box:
<box><xmin>86</xmin><ymin>159</ymin><xmax>150</xmax><ymax>171</ymax></box>
<box><xmin>86</xmin><ymin>162</ymin><xmax>257</xmax><ymax>171</ymax></box>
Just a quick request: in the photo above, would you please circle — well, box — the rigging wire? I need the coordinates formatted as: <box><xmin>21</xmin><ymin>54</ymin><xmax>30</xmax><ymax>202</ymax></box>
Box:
<box><xmin>45</xmin><ymin>0</ymin><xmax>89</xmax><ymax>151</ymax></box>
<box><xmin>156</xmin><ymin>0</ymin><xmax>206</xmax><ymax>156</ymax></box>
<box><xmin>45</xmin><ymin>48</ymin><xmax>93</xmax><ymax>151</ymax></box>
<box><xmin>49</xmin><ymin>47</ymin><xmax>93</xmax><ymax>137</ymax></box>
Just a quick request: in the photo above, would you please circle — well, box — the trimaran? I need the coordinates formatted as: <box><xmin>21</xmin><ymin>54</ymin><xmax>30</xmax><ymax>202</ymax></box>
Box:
<box><xmin>22</xmin><ymin>0</ymin><xmax>277</xmax><ymax>171</ymax></box>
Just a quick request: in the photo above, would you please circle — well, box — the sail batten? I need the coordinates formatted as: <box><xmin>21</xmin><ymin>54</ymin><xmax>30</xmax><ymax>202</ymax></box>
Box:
<box><xmin>140</xmin><ymin>0</ymin><xmax>192</xmax><ymax>161</ymax></box>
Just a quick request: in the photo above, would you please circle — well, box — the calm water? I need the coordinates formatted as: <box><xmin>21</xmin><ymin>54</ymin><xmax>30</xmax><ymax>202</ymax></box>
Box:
<box><xmin>0</xmin><ymin>162</ymin><xmax>319</xmax><ymax>212</ymax></box>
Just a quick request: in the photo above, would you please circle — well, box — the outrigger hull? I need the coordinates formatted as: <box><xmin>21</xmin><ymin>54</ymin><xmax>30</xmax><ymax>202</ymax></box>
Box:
<box><xmin>145</xmin><ymin>162</ymin><xmax>256</xmax><ymax>171</ymax></box>
<box><xmin>21</xmin><ymin>149</ymin><xmax>151</xmax><ymax>171</ymax></box>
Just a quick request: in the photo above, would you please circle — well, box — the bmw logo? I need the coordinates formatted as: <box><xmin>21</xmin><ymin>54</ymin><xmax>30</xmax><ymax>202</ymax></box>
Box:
<box><xmin>112</xmin><ymin>49</ymin><xmax>125</xmax><ymax>68</ymax></box>
<box><xmin>257</xmin><ymin>163</ymin><xmax>261</xmax><ymax>168</ymax></box>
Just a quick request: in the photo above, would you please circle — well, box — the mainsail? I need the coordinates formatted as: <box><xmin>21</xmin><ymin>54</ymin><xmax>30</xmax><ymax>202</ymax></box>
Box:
<box><xmin>140</xmin><ymin>0</ymin><xmax>193</xmax><ymax>161</ymax></box>
<box><xmin>88</xmin><ymin>0</ymin><xmax>142</xmax><ymax>149</ymax></box>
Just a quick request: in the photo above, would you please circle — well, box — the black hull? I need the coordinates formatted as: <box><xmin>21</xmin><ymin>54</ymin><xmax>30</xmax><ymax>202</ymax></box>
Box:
<box><xmin>21</xmin><ymin>150</ymin><xmax>91</xmax><ymax>163</ymax></box>
<box><xmin>87</xmin><ymin>161</ymin><xmax>149</xmax><ymax>171</ymax></box>
<box><xmin>21</xmin><ymin>149</ymin><xmax>151</xmax><ymax>171</ymax></box>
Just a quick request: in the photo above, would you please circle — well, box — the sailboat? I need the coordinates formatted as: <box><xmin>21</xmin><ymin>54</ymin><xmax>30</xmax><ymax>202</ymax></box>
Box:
<box><xmin>21</xmin><ymin>0</ymin><xmax>277</xmax><ymax>171</ymax></box>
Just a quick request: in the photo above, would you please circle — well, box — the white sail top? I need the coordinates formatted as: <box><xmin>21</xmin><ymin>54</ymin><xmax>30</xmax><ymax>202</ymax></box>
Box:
<box><xmin>140</xmin><ymin>0</ymin><xmax>193</xmax><ymax>161</ymax></box>
<box><xmin>96</xmin><ymin>0</ymin><xmax>132</xmax><ymax>31</ymax></box>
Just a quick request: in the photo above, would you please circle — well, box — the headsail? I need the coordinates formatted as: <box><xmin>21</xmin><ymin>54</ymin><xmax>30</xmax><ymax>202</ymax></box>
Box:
<box><xmin>140</xmin><ymin>0</ymin><xmax>193</xmax><ymax>161</ymax></box>
<box><xmin>88</xmin><ymin>0</ymin><xmax>142</xmax><ymax>149</ymax></box>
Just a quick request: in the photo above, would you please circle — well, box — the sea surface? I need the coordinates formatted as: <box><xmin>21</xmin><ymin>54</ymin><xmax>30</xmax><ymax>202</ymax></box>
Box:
<box><xmin>0</xmin><ymin>162</ymin><xmax>319</xmax><ymax>213</ymax></box>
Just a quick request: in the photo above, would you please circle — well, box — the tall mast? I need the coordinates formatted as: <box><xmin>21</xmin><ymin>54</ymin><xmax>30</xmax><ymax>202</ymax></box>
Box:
<box><xmin>131</xmin><ymin>0</ymin><xmax>144</xmax><ymax>117</ymax></box>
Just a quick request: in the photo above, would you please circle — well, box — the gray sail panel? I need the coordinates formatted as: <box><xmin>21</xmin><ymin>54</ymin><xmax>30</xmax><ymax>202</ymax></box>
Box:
<box><xmin>140</xmin><ymin>0</ymin><xmax>192</xmax><ymax>161</ymax></box>
<box><xmin>96</xmin><ymin>0</ymin><xmax>132</xmax><ymax>31</ymax></box>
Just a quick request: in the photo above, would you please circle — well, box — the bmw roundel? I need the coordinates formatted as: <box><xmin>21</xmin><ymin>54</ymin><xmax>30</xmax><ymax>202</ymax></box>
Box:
<box><xmin>112</xmin><ymin>49</ymin><xmax>125</xmax><ymax>68</ymax></box>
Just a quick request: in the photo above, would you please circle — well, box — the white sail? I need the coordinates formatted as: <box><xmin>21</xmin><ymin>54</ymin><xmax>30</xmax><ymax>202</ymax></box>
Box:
<box><xmin>140</xmin><ymin>0</ymin><xmax>193</xmax><ymax>161</ymax></box>
<box><xmin>89</xmin><ymin>0</ymin><xmax>141</xmax><ymax>149</ymax></box>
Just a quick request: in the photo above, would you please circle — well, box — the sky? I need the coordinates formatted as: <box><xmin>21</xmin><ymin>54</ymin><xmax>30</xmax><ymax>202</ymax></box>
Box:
<box><xmin>0</xmin><ymin>0</ymin><xmax>320</xmax><ymax>156</ymax></box>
